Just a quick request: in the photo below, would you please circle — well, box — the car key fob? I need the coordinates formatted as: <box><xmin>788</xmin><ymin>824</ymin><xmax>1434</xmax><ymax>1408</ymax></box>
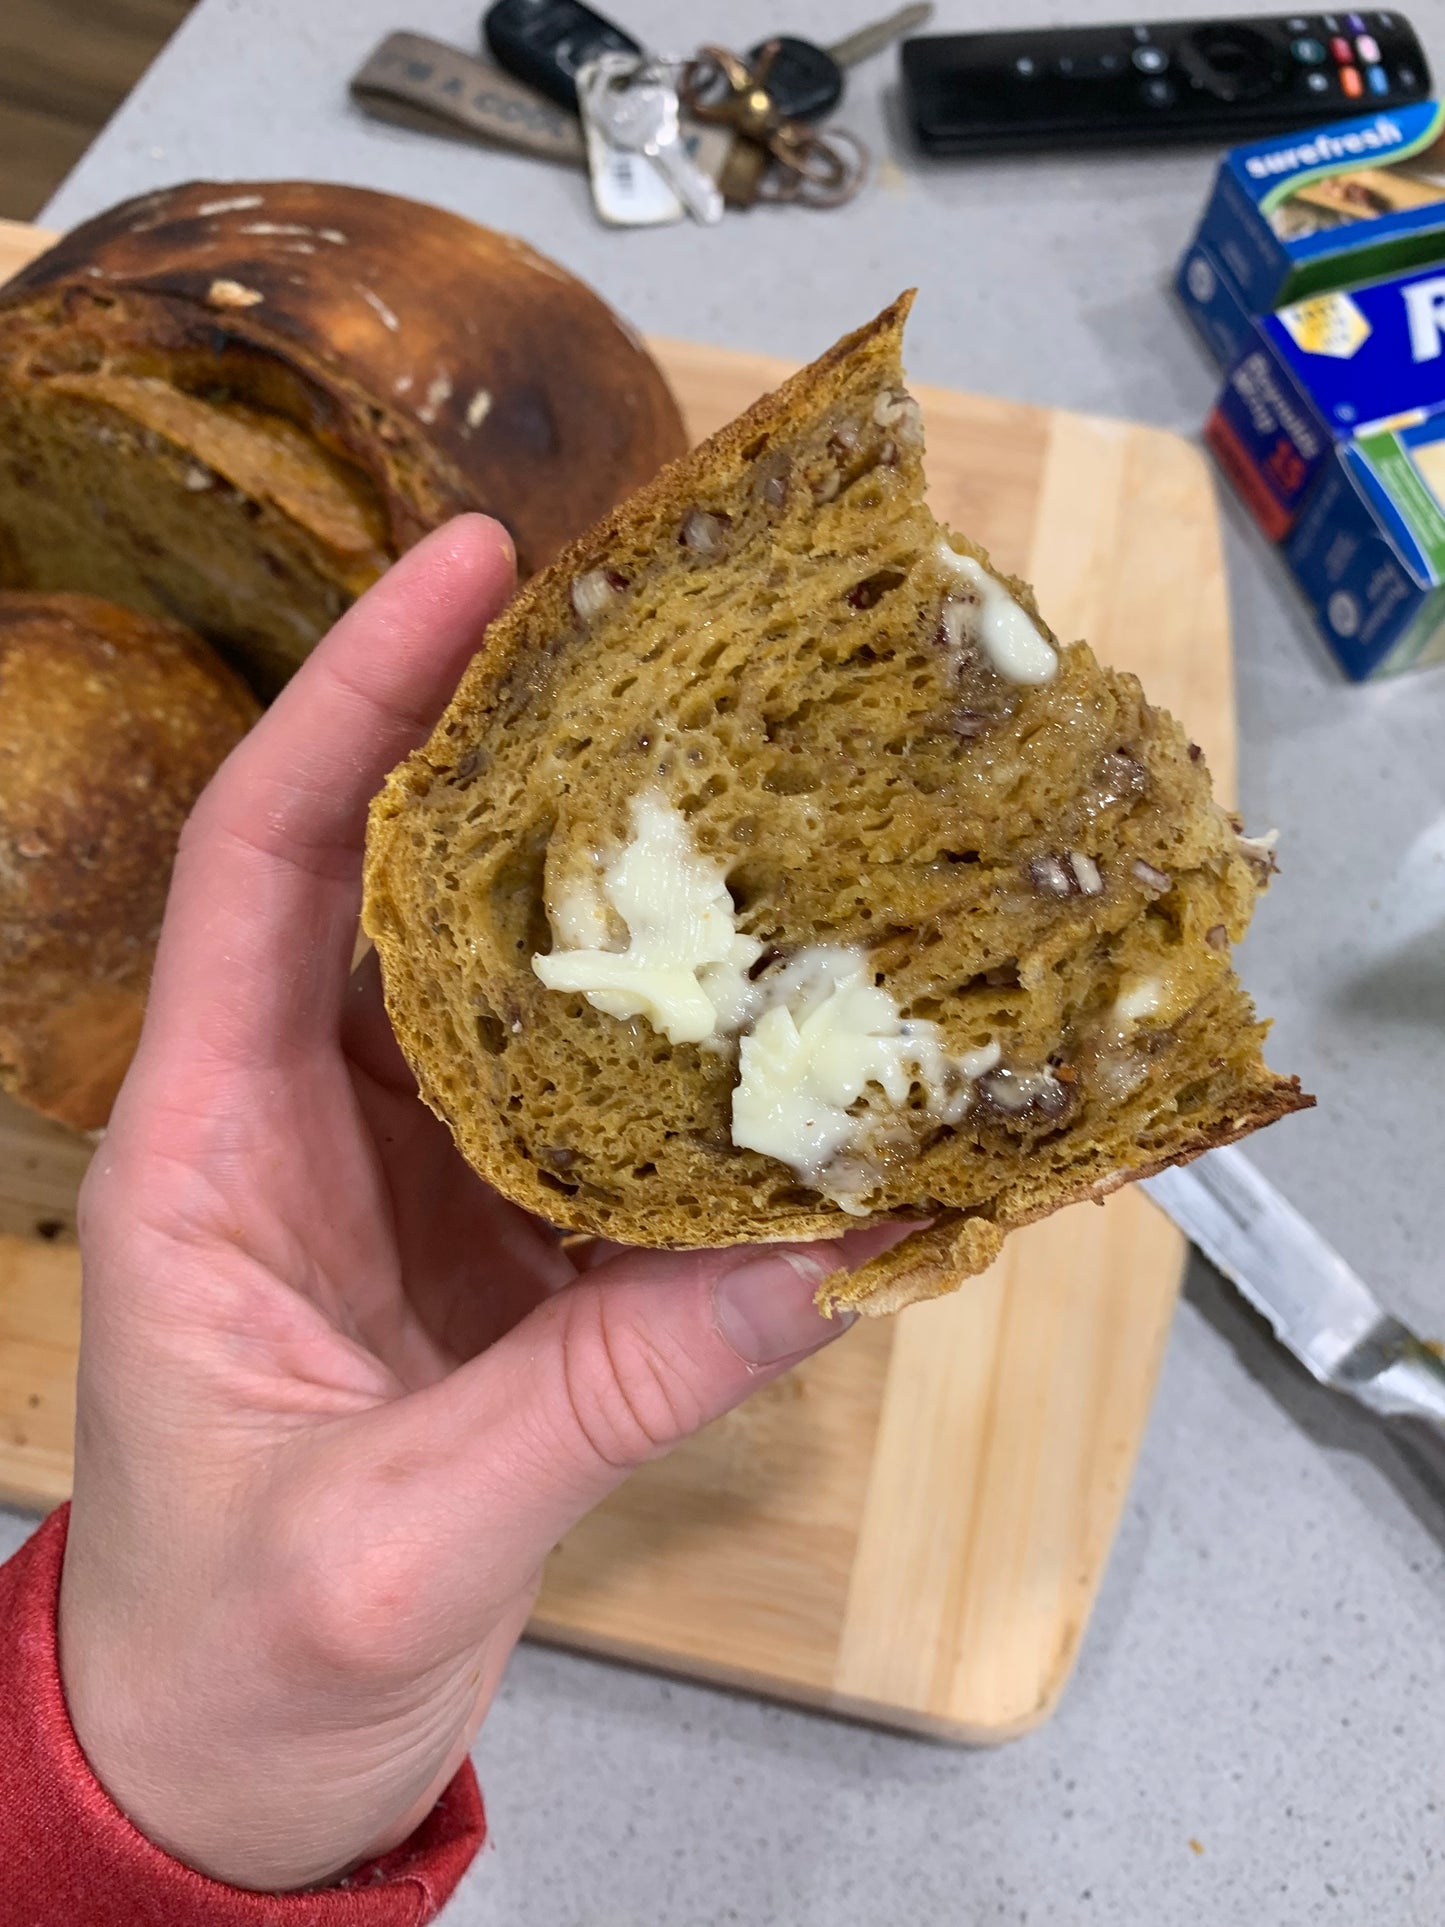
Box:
<box><xmin>483</xmin><ymin>0</ymin><xmax>642</xmax><ymax>112</ymax></box>
<box><xmin>901</xmin><ymin>11</ymin><xmax>1431</xmax><ymax>155</ymax></box>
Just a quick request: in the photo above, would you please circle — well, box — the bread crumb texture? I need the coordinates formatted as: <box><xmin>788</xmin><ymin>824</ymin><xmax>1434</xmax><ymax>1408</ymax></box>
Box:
<box><xmin>364</xmin><ymin>296</ymin><xmax>1310</xmax><ymax>1314</ymax></box>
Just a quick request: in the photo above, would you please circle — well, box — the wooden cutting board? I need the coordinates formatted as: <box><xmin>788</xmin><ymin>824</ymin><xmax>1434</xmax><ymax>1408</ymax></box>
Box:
<box><xmin>0</xmin><ymin>216</ymin><xmax>1229</xmax><ymax>1740</ymax></box>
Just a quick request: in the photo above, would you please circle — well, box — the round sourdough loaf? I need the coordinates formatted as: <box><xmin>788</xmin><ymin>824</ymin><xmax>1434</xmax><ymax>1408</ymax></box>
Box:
<box><xmin>0</xmin><ymin>181</ymin><xmax>686</xmax><ymax>694</ymax></box>
<box><xmin>0</xmin><ymin>591</ymin><xmax>259</xmax><ymax>1130</ymax></box>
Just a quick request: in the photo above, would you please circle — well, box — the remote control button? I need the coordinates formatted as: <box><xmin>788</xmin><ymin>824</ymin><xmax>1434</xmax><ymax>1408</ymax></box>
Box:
<box><xmin>1356</xmin><ymin>33</ymin><xmax>1380</xmax><ymax>61</ymax></box>
<box><xmin>1340</xmin><ymin>63</ymin><xmax>1364</xmax><ymax>95</ymax></box>
<box><xmin>1366</xmin><ymin>62</ymin><xmax>1390</xmax><ymax>93</ymax></box>
<box><xmin>1347</xmin><ymin>11</ymin><xmax>1366</xmax><ymax>27</ymax></box>
<box><xmin>1305</xmin><ymin>69</ymin><xmax>1332</xmax><ymax>91</ymax></box>
<box><xmin>1287</xmin><ymin>14</ymin><xmax>1310</xmax><ymax>28</ymax></box>
<box><xmin>1015</xmin><ymin>54</ymin><xmax>1038</xmax><ymax>77</ymax></box>
<box><xmin>1141</xmin><ymin>75</ymin><xmax>1175</xmax><ymax>105</ymax></box>
<box><xmin>1291</xmin><ymin>35</ymin><xmax>1327</xmax><ymax>62</ymax></box>
<box><xmin>1398</xmin><ymin>63</ymin><xmax>1419</xmax><ymax>88</ymax></box>
<box><xmin>1132</xmin><ymin>44</ymin><xmax>1168</xmax><ymax>73</ymax></box>
<box><xmin>1330</xmin><ymin>35</ymin><xmax>1353</xmax><ymax>61</ymax></box>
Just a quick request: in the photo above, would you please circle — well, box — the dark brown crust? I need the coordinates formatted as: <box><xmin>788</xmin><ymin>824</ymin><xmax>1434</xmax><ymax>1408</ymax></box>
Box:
<box><xmin>821</xmin><ymin>1075</ymin><xmax>1313</xmax><ymax>1315</ymax></box>
<box><xmin>0</xmin><ymin>180</ymin><xmax>686</xmax><ymax>576</ymax></box>
<box><xmin>0</xmin><ymin>591</ymin><xmax>258</xmax><ymax>1129</ymax></box>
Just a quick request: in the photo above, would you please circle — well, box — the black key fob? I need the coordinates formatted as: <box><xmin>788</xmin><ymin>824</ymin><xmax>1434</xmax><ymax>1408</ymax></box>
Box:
<box><xmin>483</xmin><ymin>0</ymin><xmax>642</xmax><ymax>112</ymax></box>
<box><xmin>746</xmin><ymin>35</ymin><xmax>844</xmax><ymax>122</ymax></box>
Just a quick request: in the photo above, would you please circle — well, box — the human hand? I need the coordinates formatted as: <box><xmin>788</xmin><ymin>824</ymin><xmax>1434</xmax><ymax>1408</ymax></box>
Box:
<box><xmin>58</xmin><ymin>517</ymin><xmax>895</xmax><ymax>1892</ymax></box>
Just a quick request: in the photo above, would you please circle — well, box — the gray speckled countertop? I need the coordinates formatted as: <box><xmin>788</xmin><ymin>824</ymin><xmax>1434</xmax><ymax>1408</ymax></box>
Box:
<box><xmin>5</xmin><ymin>1</ymin><xmax>1445</xmax><ymax>1919</ymax></box>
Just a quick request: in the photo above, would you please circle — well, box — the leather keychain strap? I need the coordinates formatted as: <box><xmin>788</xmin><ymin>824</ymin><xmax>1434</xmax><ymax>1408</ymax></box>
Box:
<box><xmin>350</xmin><ymin>32</ymin><xmax>586</xmax><ymax>166</ymax></box>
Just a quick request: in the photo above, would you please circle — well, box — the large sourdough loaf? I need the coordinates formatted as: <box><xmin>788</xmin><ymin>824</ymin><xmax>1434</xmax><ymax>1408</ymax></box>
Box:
<box><xmin>0</xmin><ymin>592</ymin><xmax>258</xmax><ymax>1131</ymax></box>
<box><xmin>364</xmin><ymin>296</ymin><xmax>1310</xmax><ymax>1314</ymax></box>
<box><xmin>0</xmin><ymin>181</ymin><xmax>685</xmax><ymax>694</ymax></box>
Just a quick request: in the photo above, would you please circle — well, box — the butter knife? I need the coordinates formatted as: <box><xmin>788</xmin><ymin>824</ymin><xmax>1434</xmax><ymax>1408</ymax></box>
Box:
<box><xmin>1143</xmin><ymin>1147</ymin><xmax>1445</xmax><ymax>1487</ymax></box>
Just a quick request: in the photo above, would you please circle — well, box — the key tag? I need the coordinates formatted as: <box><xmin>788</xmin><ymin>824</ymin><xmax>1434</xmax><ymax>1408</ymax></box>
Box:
<box><xmin>577</xmin><ymin>53</ymin><xmax>683</xmax><ymax>226</ymax></box>
<box><xmin>578</xmin><ymin>53</ymin><xmax>732</xmax><ymax>228</ymax></box>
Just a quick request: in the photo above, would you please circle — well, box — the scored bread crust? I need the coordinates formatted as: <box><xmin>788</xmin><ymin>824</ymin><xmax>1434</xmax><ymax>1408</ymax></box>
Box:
<box><xmin>364</xmin><ymin>296</ymin><xmax>1310</xmax><ymax>1314</ymax></box>
<box><xmin>0</xmin><ymin>181</ymin><xmax>685</xmax><ymax>691</ymax></box>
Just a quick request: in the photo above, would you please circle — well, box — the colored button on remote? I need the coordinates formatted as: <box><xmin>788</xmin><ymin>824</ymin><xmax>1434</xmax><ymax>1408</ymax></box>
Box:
<box><xmin>1357</xmin><ymin>33</ymin><xmax>1381</xmax><ymax>61</ymax></box>
<box><xmin>1291</xmin><ymin>35</ymin><xmax>1327</xmax><ymax>62</ymax></box>
<box><xmin>1340</xmin><ymin>64</ymin><xmax>1364</xmax><ymax>95</ymax></box>
<box><xmin>1330</xmin><ymin>35</ymin><xmax>1353</xmax><ymax>61</ymax></box>
<box><xmin>1305</xmin><ymin>69</ymin><xmax>1331</xmax><ymax>91</ymax></box>
<box><xmin>1366</xmin><ymin>63</ymin><xmax>1390</xmax><ymax>93</ymax></box>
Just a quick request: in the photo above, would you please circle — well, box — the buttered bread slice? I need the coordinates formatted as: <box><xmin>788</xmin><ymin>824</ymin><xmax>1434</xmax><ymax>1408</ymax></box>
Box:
<box><xmin>363</xmin><ymin>295</ymin><xmax>1309</xmax><ymax>1314</ymax></box>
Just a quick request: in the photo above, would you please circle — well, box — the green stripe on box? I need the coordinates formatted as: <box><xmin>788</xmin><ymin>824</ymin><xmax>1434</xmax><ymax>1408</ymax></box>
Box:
<box><xmin>1285</xmin><ymin>226</ymin><xmax>1445</xmax><ymax>301</ymax></box>
<box><xmin>1356</xmin><ymin>429</ymin><xmax>1445</xmax><ymax>578</ymax></box>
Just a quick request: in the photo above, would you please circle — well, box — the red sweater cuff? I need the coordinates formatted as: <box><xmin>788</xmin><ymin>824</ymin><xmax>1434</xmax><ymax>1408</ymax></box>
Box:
<box><xmin>0</xmin><ymin>1506</ymin><xmax>484</xmax><ymax>1925</ymax></box>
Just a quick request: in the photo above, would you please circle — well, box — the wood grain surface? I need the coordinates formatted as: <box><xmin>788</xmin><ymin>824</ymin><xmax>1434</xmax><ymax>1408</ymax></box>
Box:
<box><xmin>0</xmin><ymin>3</ymin><xmax>195</xmax><ymax>220</ymax></box>
<box><xmin>0</xmin><ymin>217</ymin><xmax>1230</xmax><ymax>1738</ymax></box>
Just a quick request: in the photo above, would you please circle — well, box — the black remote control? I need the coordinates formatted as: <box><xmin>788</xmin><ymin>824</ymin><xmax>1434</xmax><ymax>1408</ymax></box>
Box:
<box><xmin>902</xmin><ymin>12</ymin><xmax>1431</xmax><ymax>155</ymax></box>
<box><xmin>482</xmin><ymin>0</ymin><xmax>641</xmax><ymax>112</ymax></box>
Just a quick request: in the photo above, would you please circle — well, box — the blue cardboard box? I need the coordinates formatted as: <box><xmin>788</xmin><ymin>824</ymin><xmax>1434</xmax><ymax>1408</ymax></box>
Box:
<box><xmin>1285</xmin><ymin>421</ymin><xmax>1445</xmax><ymax>679</ymax></box>
<box><xmin>1178</xmin><ymin>100</ymin><xmax>1445</xmax><ymax>366</ymax></box>
<box><xmin>1205</xmin><ymin>259</ymin><xmax>1445</xmax><ymax>537</ymax></box>
<box><xmin>1177</xmin><ymin>239</ymin><xmax>1258</xmax><ymax>368</ymax></box>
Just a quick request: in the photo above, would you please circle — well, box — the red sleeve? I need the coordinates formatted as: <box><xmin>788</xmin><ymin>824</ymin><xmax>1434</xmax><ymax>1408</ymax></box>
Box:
<box><xmin>0</xmin><ymin>1506</ymin><xmax>485</xmax><ymax>1926</ymax></box>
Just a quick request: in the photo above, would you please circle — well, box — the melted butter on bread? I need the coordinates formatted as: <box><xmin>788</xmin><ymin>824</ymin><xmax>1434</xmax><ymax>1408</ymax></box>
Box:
<box><xmin>534</xmin><ymin>791</ymin><xmax>762</xmax><ymax>1045</ymax></box>
<box><xmin>935</xmin><ymin>540</ymin><xmax>1058</xmax><ymax>685</ymax></box>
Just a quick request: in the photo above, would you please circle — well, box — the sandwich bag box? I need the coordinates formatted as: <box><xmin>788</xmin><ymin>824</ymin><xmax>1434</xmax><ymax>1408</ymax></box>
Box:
<box><xmin>1177</xmin><ymin>101</ymin><xmax>1445</xmax><ymax>367</ymax></box>
<box><xmin>1284</xmin><ymin>419</ymin><xmax>1445</xmax><ymax>678</ymax></box>
<box><xmin>1205</xmin><ymin>259</ymin><xmax>1445</xmax><ymax>535</ymax></box>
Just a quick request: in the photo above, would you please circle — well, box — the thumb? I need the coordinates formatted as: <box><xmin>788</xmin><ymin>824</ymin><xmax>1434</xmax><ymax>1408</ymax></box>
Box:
<box><xmin>371</xmin><ymin>1242</ymin><xmax>853</xmax><ymax>1605</ymax></box>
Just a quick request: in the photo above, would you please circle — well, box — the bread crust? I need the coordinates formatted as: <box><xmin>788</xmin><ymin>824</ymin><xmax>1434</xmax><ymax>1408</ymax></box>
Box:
<box><xmin>1</xmin><ymin>181</ymin><xmax>686</xmax><ymax>578</ymax></box>
<box><xmin>0</xmin><ymin>591</ymin><xmax>258</xmax><ymax>1129</ymax></box>
<box><xmin>820</xmin><ymin>1081</ymin><xmax>1308</xmax><ymax>1314</ymax></box>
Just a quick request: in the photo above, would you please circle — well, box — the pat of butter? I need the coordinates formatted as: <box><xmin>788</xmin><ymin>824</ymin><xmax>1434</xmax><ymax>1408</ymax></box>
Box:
<box><xmin>1113</xmin><ymin>976</ymin><xmax>1165</xmax><ymax>1025</ymax></box>
<box><xmin>731</xmin><ymin>948</ymin><xmax>1000</xmax><ymax>1191</ymax></box>
<box><xmin>533</xmin><ymin>792</ymin><xmax>762</xmax><ymax>1046</ymax></box>
<box><xmin>937</xmin><ymin>540</ymin><xmax>1058</xmax><ymax>685</ymax></box>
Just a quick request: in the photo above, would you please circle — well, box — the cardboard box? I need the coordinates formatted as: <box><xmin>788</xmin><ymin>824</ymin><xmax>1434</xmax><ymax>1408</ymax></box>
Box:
<box><xmin>1205</xmin><ymin>260</ymin><xmax>1445</xmax><ymax>538</ymax></box>
<box><xmin>1177</xmin><ymin>238</ymin><xmax>1258</xmax><ymax>368</ymax></box>
<box><xmin>1284</xmin><ymin>422</ymin><xmax>1445</xmax><ymax>679</ymax></box>
<box><xmin>1178</xmin><ymin>100</ymin><xmax>1445</xmax><ymax>365</ymax></box>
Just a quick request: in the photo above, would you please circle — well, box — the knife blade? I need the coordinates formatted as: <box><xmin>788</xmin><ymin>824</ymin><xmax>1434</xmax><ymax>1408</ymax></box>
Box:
<box><xmin>1142</xmin><ymin>1147</ymin><xmax>1445</xmax><ymax>1463</ymax></box>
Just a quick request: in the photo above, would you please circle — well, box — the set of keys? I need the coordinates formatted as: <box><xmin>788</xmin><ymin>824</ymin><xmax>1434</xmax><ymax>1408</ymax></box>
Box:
<box><xmin>488</xmin><ymin>0</ymin><xmax>932</xmax><ymax>226</ymax></box>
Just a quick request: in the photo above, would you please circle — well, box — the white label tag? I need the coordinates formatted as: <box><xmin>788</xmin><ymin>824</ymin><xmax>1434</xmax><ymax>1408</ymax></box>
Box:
<box><xmin>576</xmin><ymin>55</ymin><xmax>731</xmax><ymax>229</ymax></box>
<box><xmin>581</xmin><ymin>111</ymin><xmax>684</xmax><ymax>226</ymax></box>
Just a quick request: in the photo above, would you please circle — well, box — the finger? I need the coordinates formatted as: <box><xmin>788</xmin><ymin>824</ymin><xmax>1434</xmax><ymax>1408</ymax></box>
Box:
<box><xmin>131</xmin><ymin>516</ymin><xmax>515</xmax><ymax>1085</ymax></box>
<box><xmin>347</xmin><ymin>1241</ymin><xmax>857</xmax><ymax>1614</ymax></box>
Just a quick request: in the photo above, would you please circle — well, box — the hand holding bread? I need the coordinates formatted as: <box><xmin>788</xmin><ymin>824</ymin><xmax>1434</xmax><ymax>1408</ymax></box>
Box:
<box><xmin>58</xmin><ymin>518</ymin><xmax>899</xmax><ymax>1891</ymax></box>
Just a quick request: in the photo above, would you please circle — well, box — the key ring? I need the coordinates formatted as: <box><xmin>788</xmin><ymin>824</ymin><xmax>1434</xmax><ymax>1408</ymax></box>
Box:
<box><xmin>679</xmin><ymin>44</ymin><xmax>870</xmax><ymax>208</ymax></box>
<box><xmin>761</xmin><ymin>127</ymin><xmax>869</xmax><ymax>207</ymax></box>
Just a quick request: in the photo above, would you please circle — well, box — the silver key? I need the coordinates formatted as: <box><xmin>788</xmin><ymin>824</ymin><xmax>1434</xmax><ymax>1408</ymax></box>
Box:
<box><xmin>591</xmin><ymin>58</ymin><xmax>724</xmax><ymax>227</ymax></box>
